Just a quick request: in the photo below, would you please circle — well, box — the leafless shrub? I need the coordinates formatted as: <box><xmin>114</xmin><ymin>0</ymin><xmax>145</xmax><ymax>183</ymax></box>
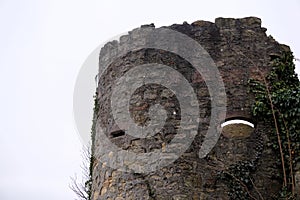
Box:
<box><xmin>70</xmin><ymin>145</ymin><xmax>92</xmax><ymax>200</ymax></box>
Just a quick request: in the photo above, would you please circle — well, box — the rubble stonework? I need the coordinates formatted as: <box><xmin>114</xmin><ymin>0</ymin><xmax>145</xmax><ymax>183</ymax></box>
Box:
<box><xmin>91</xmin><ymin>17</ymin><xmax>292</xmax><ymax>199</ymax></box>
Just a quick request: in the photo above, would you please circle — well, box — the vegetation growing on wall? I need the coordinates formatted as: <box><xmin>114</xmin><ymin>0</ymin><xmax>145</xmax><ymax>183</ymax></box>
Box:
<box><xmin>219</xmin><ymin>160</ymin><xmax>262</xmax><ymax>199</ymax></box>
<box><xmin>70</xmin><ymin>92</ymin><xmax>99</xmax><ymax>200</ymax></box>
<box><xmin>249</xmin><ymin>51</ymin><xmax>300</xmax><ymax>199</ymax></box>
<box><xmin>219</xmin><ymin>51</ymin><xmax>299</xmax><ymax>200</ymax></box>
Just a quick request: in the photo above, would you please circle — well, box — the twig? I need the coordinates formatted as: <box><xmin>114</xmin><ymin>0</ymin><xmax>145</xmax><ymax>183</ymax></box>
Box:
<box><xmin>70</xmin><ymin>145</ymin><xmax>93</xmax><ymax>200</ymax></box>
<box><xmin>70</xmin><ymin>175</ymin><xmax>89</xmax><ymax>200</ymax></box>
<box><xmin>250</xmin><ymin>177</ymin><xmax>264</xmax><ymax>200</ymax></box>
<box><xmin>232</xmin><ymin>48</ymin><xmax>288</xmax><ymax>188</ymax></box>
<box><xmin>263</xmin><ymin>75</ymin><xmax>287</xmax><ymax>187</ymax></box>
<box><xmin>278</xmin><ymin>111</ymin><xmax>295</xmax><ymax>196</ymax></box>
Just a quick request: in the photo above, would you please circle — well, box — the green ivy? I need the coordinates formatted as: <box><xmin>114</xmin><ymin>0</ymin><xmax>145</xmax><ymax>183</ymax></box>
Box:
<box><xmin>249</xmin><ymin>51</ymin><xmax>300</xmax><ymax>199</ymax></box>
<box><xmin>218</xmin><ymin>160</ymin><xmax>257</xmax><ymax>200</ymax></box>
<box><xmin>85</xmin><ymin>92</ymin><xmax>99</xmax><ymax>200</ymax></box>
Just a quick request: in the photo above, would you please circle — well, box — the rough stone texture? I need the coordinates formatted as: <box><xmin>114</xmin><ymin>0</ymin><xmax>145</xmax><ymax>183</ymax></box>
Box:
<box><xmin>92</xmin><ymin>17</ymin><xmax>293</xmax><ymax>199</ymax></box>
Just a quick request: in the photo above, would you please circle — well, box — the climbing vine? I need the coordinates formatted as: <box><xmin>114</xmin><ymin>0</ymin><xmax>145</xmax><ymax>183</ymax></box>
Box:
<box><xmin>219</xmin><ymin>160</ymin><xmax>260</xmax><ymax>200</ymax></box>
<box><xmin>219</xmin><ymin>51</ymin><xmax>299</xmax><ymax>199</ymax></box>
<box><xmin>249</xmin><ymin>51</ymin><xmax>300</xmax><ymax>199</ymax></box>
<box><xmin>70</xmin><ymin>93</ymin><xmax>99</xmax><ymax>200</ymax></box>
<box><xmin>87</xmin><ymin>92</ymin><xmax>100</xmax><ymax>200</ymax></box>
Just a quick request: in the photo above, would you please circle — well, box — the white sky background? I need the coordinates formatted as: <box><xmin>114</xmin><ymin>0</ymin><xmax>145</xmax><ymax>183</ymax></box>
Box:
<box><xmin>0</xmin><ymin>0</ymin><xmax>299</xmax><ymax>199</ymax></box>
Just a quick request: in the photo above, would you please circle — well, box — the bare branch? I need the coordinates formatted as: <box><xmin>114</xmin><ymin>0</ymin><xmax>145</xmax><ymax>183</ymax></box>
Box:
<box><xmin>70</xmin><ymin>145</ymin><xmax>93</xmax><ymax>200</ymax></box>
<box><xmin>69</xmin><ymin>175</ymin><xmax>89</xmax><ymax>200</ymax></box>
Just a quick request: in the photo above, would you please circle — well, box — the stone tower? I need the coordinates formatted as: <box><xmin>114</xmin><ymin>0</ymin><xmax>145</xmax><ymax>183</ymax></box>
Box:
<box><xmin>91</xmin><ymin>17</ymin><xmax>293</xmax><ymax>199</ymax></box>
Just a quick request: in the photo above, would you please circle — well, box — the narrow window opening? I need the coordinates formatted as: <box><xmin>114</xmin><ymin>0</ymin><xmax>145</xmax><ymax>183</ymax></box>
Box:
<box><xmin>110</xmin><ymin>130</ymin><xmax>125</xmax><ymax>138</ymax></box>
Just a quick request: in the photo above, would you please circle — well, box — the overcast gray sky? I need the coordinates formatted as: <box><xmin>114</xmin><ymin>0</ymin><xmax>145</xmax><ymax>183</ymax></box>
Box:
<box><xmin>0</xmin><ymin>0</ymin><xmax>299</xmax><ymax>199</ymax></box>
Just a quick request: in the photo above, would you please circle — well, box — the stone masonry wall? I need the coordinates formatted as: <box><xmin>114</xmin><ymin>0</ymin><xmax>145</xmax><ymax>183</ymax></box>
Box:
<box><xmin>92</xmin><ymin>17</ymin><xmax>291</xmax><ymax>199</ymax></box>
